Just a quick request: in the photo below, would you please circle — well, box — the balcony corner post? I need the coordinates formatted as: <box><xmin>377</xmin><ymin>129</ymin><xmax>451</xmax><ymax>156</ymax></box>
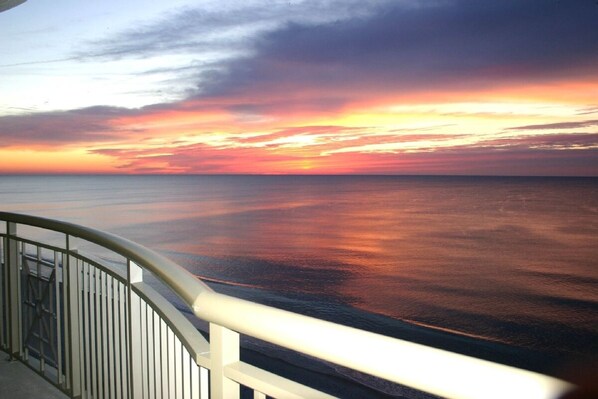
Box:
<box><xmin>210</xmin><ymin>323</ymin><xmax>240</xmax><ymax>399</ymax></box>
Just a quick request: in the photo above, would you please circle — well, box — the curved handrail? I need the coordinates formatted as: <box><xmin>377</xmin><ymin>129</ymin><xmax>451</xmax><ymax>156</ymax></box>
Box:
<box><xmin>0</xmin><ymin>211</ymin><xmax>213</xmax><ymax>306</ymax></box>
<box><xmin>1</xmin><ymin>211</ymin><xmax>576</xmax><ymax>399</ymax></box>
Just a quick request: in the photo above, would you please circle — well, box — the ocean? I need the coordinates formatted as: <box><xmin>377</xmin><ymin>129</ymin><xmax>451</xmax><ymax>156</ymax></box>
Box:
<box><xmin>1</xmin><ymin>175</ymin><xmax>597</xmax><ymax>397</ymax></box>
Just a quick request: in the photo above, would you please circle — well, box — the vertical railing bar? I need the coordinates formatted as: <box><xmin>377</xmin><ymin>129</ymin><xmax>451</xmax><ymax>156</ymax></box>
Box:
<box><xmin>22</xmin><ymin>242</ymin><xmax>29</xmax><ymax>363</ymax></box>
<box><xmin>185</xmin><ymin>347</ymin><xmax>193</xmax><ymax>399</ymax></box>
<box><xmin>190</xmin><ymin>355</ymin><xmax>195</xmax><ymax>399</ymax></box>
<box><xmin>153</xmin><ymin>309</ymin><xmax>161</xmax><ymax>399</ymax></box>
<box><xmin>128</xmin><ymin>260</ymin><xmax>143</xmax><ymax>399</ymax></box>
<box><xmin>147</xmin><ymin>305</ymin><xmax>155</xmax><ymax>399</ymax></box>
<box><xmin>112</xmin><ymin>279</ymin><xmax>124</xmax><ymax>399</ymax></box>
<box><xmin>95</xmin><ymin>267</ymin><xmax>103</xmax><ymax>399</ymax></box>
<box><xmin>107</xmin><ymin>275</ymin><xmax>115</xmax><ymax>399</ymax></box>
<box><xmin>16</xmin><ymin>241</ymin><xmax>22</xmax><ymax>359</ymax></box>
<box><xmin>69</xmin><ymin>243</ymin><xmax>83</xmax><ymax>397</ymax></box>
<box><xmin>4</xmin><ymin>233</ymin><xmax>7</xmax><ymax>351</ymax></box>
<box><xmin>84</xmin><ymin>262</ymin><xmax>92</xmax><ymax>399</ymax></box>
<box><xmin>76</xmin><ymin>254</ymin><xmax>85</xmax><ymax>397</ymax></box>
<box><xmin>168</xmin><ymin>328</ymin><xmax>175</xmax><ymax>399</ymax></box>
<box><xmin>5</xmin><ymin>223</ymin><xmax>20</xmax><ymax>358</ymax></box>
<box><xmin>0</xmin><ymin>234</ymin><xmax>4</xmax><ymax>350</ymax></box>
<box><xmin>17</xmin><ymin>241</ymin><xmax>23</xmax><ymax>359</ymax></box>
<box><xmin>175</xmin><ymin>336</ymin><xmax>182</xmax><ymax>399</ymax></box>
<box><xmin>119</xmin><ymin>281</ymin><xmax>128</xmax><ymax>399</ymax></box>
<box><xmin>96</xmin><ymin>269</ymin><xmax>104</xmax><ymax>399</ymax></box>
<box><xmin>140</xmin><ymin>299</ymin><xmax>148</xmax><ymax>399</ymax></box>
<box><xmin>102</xmin><ymin>270</ymin><xmax>110</xmax><ymax>399</ymax></box>
<box><xmin>161</xmin><ymin>318</ymin><xmax>168</xmax><ymax>399</ymax></box>
<box><xmin>1</xmin><ymin>234</ymin><xmax>6</xmax><ymax>350</ymax></box>
<box><xmin>54</xmin><ymin>250</ymin><xmax>63</xmax><ymax>385</ymax></box>
<box><xmin>48</xmin><ymin>250</ymin><xmax>56</xmax><ymax>377</ymax></box>
<box><xmin>127</xmin><ymin>260</ymin><xmax>133</xmax><ymax>399</ymax></box>
<box><xmin>200</xmin><ymin>367</ymin><xmax>209</xmax><ymax>399</ymax></box>
<box><xmin>90</xmin><ymin>264</ymin><xmax>96</xmax><ymax>398</ymax></box>
<box><xmin>36</xmin><ymin>244</ymin><xmax>44</xmax><ymax>372</ymax></box>
<box><xmin>191</xmin><ymin>354</ymin><xmax>199</xmax><ymax>399</ymax></box>
<box><xmin>63</xmin><ymin>238</ymin><xmax>71</xmax><ymax>392</ymax></box>
<box><xmin>46</xmin><ymin>249</ymin><xmax>55</xmax><ymax>376</ymax></box>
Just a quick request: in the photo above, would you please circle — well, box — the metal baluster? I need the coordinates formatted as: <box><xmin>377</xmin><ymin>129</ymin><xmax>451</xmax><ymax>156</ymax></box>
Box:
<box><xmin>54</xmin><ymin>251</ymin><xmax>63</xmax><ymax>386</ymax></box>
<box><xmin>119</xmin><ymin>280</ymin><xmax>128</xmax><ymax>399</ymax></box>
<box><xmin>153</xmin><ymin>309</ymin><xmax>161</xmax><ymax>399</ymax></box>
<box><xmin>160</xmin><ymin>318</ymin><xmax>168</xmax><ymax>399</ymax></box>
<box><xmin>128</xmin><ymin>260</ymin><xmax>143</xmax><ymax>399</ymax></box>
<box><xmin>15</xmin><ymin>238</ymin><xmax>23</xmax><ymax>359</ymax></box>
<box><xmin>182</xmin><ymin>346</ymin><xmax>191</xmax><ymax>399</ymax></box>
<box><xmin>147</xmin><ymin>305</ymin><xmax>155</xmax><ymax>399</ymax></box>
<box><xmin>168</xmin><ymin>327</ymin><xmax>175</xmax><ymax>399</ymax></box>
<box><xmin>0</xmin><ymin>235</ymin><xmax>4</xmax><ymax>350</ymax></box>
<box><xmin>107</xmin><ymin>275</ymin><xmax>115</xmax><ymax>399</ymax></box>
<box><xmin>101</xmin><ymin>271</ymin><xmax>109</xmax><ymax>399</ymax></box>
<box><xmin>191</xmin><ymin>354</ymin><xmax>199</xmax><ymax>399</ymax></box>
<box><xmin>65</xmin><ymin>239</ymin><xmax>82</xmax><ymax>396</ymax></box>
<box><xmin>96</xmin><ymin>269</ymin><xmax>104</xmax><ymax>399</ymax></box>
<box><xmin>36</xmin><ymin>245</ymin><xmax>44</xmax><ymax>372</ymax></box>
<box><xmin>200</xmin><ymin>367</ymin><xmax>209</xmax><ymax>399</ymax></box>
<box><xmin>140</xmin><ymin>299</ymin><xmax>148</xmax><ymax>398</ymax></box>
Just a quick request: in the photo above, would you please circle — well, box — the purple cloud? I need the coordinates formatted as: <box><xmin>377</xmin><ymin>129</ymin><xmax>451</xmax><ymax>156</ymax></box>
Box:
<box><xmin>199</xmin><ymin>0</ymin><xmax>598</xmax><ymax>99</ymax></box>
<box><xmin>507</xmin><ymin>120</ymin><xmax>598</xmax><ymax>131</ymax></box>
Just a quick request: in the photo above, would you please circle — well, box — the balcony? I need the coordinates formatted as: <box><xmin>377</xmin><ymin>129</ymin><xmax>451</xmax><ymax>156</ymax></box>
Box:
<box><xmin>0</xmin><ymin>211</ymin><xmax>574</xmax><ymax>399</ymax></box>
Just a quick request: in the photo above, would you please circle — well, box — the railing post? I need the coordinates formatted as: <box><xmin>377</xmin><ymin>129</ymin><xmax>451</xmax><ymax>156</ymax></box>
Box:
<box><xmin>6</xmin><ymin>222</ymin><xmax>21</xmax><ymax>359</ymax></box>
<box><xmin>66</xmin><ymin>237</ymin><xmax>82</xmax><ymax>398</ymax></box>
<box><xmin>210</xmin><ymin>323</ymin><xmax>240</xmax><ymax>399</ymax></box>
<box><xmin>0</xmin><ymin>231</ymin><xmax>3</xmax><ymax>350</ymax></box>
<box><xmin>128</xmin><ymin>260</ymin><xmax>143</xmax><ymax>399</ymax></box>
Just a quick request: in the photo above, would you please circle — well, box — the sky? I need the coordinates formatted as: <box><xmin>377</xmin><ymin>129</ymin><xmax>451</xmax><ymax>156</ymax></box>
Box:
<box><xmin>0</xmin><ymin>0</ymin><xmax>597</xmax><ymax>175</ymax></box>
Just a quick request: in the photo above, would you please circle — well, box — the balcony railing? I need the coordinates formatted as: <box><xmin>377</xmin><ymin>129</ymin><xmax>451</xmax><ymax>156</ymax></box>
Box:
<box><xmin>0</xmin><ymin>211</ymin><xmax>574</xmax><ymax>399</ymax></box>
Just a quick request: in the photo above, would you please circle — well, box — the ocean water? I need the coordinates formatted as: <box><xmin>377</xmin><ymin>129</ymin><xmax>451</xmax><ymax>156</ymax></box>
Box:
<box><xmin>1</xmin><ymin>175</ymin><xmax>597</xmax><ymax>396</ymax></box>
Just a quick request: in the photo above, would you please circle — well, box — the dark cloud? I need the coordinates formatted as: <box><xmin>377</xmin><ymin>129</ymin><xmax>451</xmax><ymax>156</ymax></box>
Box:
<box><xmin>480</xmin><ymin>133</ymin><xmax>598</xmax><ymax>149</ymax></box>
<box><xmin>507</xmin><ymin>119</ymin><xmax>598</xmax><ymax>131</ymax></box>
<box><xmin>576</xmin><ymin>106</ymin><xmax>598</xmax><ymax>116</ymax></box>
<box><xmin>201</xmin><ymin>0</ymin><xmax>598</xmax><ymax>98</ymax></box>
<box><xmin>237</xmin><ymin>125</ymin><xmax>366</xmax><ymax>143</ymax></box>
<box><xmin>0</xmin><ymin>106</ymin><xmax>135</xmax><ymax>148</ymax></box>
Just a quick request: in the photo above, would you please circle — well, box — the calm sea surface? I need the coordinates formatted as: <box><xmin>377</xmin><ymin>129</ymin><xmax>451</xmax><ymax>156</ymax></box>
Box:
<box><xmin>1</xmin><ymin>175</ymin><xmax>597</xmax><ymax>395</ymax></box>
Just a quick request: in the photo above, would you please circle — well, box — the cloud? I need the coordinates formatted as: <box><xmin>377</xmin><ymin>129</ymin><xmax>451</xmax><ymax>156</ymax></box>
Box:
<box><xmin>576</xmin><ymin>106</ymin><xmax>598</xmax><ymax>116</ymax></box>
<box><xmin>507</xmin><ymin>120</ymin><xmax>598</xmax><ymax>131</ymax></box>
<box><xmin>480</xmin><ymin>133</ymin><xmax>598</xmax><ymax>149</ymax></box>
<box><xmin>80</xmin><ymin>1</ymin><xmax>377</xmax><ymax>61</ymax></box>
<box><xmin>91</xmin><ymin>143</ymin><xmax>312</xmax><ymax>174</ymax></box>
<box><xmin>0</xmin><ymin>106</ymin><xmax>136</xmax><ymax>148</ymax></box>
<box><xmin>87</xmin><ymin>128</ymin><xmax>598</xmax><ymax>175</ymax></box>
<box><xmin>237</xmin><ymin>125</ymin><xmax>367</xmax><ymax>144</ymax></box>
<box><xmin>92</xmin><ymin>141</ymin><xmax>598</xmax><ymax>176</ymax></box>
<box><xmin>199</xmin><ymin>0</ymin><xmax>598</xmax><ymax>101</ymax></box>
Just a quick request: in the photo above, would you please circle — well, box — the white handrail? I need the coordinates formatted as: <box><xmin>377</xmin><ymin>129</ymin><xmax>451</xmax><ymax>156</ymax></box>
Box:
<box><xmin>193</xmin><ymin>290</ymin><xmax>573</xmax><ymax>399</ymax></box>
<box><xmin>0</xmin><ymin>211</ymin><xmax>575</xmax><ymax>399</ymax></box>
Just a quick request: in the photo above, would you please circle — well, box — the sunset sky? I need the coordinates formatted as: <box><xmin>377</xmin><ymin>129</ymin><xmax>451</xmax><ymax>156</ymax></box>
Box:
<box><xmin>1</xmin><ymin>0</ymin><xmax>597</xmax><ymax>175</ymax></box>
